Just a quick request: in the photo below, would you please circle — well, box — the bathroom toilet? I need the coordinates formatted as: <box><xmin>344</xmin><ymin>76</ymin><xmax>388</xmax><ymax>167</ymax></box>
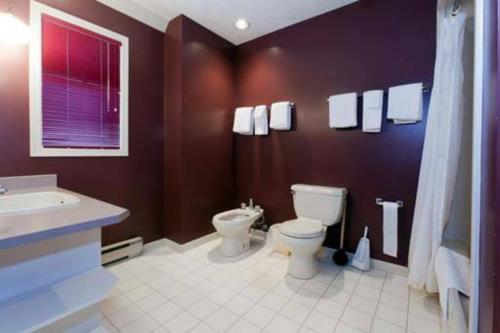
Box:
<box><xmin>212</xmin><ymin>208</ymin><xmax>263</xmax><ymax>257</ymax></box>
<box><xmin>278</xmin><ymin>184</ymin><xmax>347</xmax><ymax>279</ymax></box>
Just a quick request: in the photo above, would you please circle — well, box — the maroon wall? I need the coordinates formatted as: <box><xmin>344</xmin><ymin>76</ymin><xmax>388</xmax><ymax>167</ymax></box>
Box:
<box><xmin>164</xmin><ymin>16</ymin><xmax>236</xmax><ymax>243</ymax></box>
<box><xmin>0</xmin><ymin>0</ymin><xmax>164</xmax><ymax>245</ymax></box>
<box><xmin>478</xmin><ymin>0</ymin><xmax>499</xmax><ymax>331</ymax></box>
<box><xmin>234</xmin><ymin>0</ymin><xmax>436</xmax><ymax>265</ymax></box>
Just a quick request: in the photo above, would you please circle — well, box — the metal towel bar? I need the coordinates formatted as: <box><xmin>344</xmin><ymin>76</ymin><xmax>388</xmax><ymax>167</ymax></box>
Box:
<box><xmin>376</xmin><ymin>198</ymin><xmax>403</xmax><ymax>208</ymax></box>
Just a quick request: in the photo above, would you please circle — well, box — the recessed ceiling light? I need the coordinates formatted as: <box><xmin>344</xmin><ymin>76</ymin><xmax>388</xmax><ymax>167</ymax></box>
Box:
<box><xmin>235</xmin><ymin>19</ymin><xmax>250</xmax><ymax>30</ymax></box>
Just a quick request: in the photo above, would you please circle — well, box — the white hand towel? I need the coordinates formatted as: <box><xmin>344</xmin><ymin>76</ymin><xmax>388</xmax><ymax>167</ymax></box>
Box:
<box><xmin>254</xmin><ymin>105</ymin><xmax>269</xmax><ymax>136</ymax></box>
<box><xmin>232</xmin><ymin>107</ymin><xmax>254</xmax><ymax>135</ymax></box>
<box><xmin>383</xmin><ymin>202</ymin><xmax>399</xmax><ymax>257</ymax></box>
<box><xmin>270</xmin><ymin>101</ymin><xmax>292</xmax><ymax>130</ymax></box>
<box><xmin>328</xmin><ymin>93</ymin><xmax>358</xmax><ymax>128</ymax></box>
<box><xmin>362</xmin><ymin>90</ymin><xmax>384</xmax><ymax>133</ymax></box>
<box><xmin>387</xmin><ymin>82</ymin><xmax>423</xmax><ymax>124</ymax></box>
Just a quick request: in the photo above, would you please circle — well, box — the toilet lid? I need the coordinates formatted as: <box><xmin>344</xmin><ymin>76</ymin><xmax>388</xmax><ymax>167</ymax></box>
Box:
<box><xmin>279</xmin><ymin>218</ymin><xmax>324</xmax><ymax>238</ymax></box>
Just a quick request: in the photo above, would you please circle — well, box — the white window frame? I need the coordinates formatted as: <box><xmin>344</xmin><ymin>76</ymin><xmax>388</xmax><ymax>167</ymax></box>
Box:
<box><xmin>29</xmin><ymin>0</ymin><xmax>129</xmax><ymax>157</ymax></box>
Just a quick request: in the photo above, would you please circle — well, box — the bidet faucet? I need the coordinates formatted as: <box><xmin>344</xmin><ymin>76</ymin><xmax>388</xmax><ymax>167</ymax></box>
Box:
<box><xmin>0</xmin><ymin>184</ymin><xmax>7</xmax><ymax>195</ymax></box>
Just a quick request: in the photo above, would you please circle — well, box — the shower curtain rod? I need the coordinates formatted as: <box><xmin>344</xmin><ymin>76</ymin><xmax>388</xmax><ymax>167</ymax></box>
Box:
<box><xmin>451</xmin><ymin>0</ymin><xmax>462</xmax><ymax>16</ymax></box>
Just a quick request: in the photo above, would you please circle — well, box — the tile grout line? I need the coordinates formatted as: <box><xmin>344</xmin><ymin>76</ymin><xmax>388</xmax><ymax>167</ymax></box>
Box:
<box><xmin>295</xmin><ymin>263</ymin><xmax>343</xmax><ymax>332</ymax></box>
<box><xmin>330</xmin><ymin>267</ymin><xmax>360</xmax><ymax>333</ymax></box>
<box><xmin>107</xmin><ymin>246</ymin><xmax>273</xmax><ymax>332</ymax></box>
<box><xmin>104</xmin><ymin>244</ymin><xmax>415</xmax><ymax>333</ymax></box>
<box><xmin>192</xmin><ymin>253</ymin><xmax>281</xmax><ymax>332</ymax></box>
<box><xmin>366</xmin><ymin>272</ymin><xmax>386</xmax><ymax>333</ymax></box>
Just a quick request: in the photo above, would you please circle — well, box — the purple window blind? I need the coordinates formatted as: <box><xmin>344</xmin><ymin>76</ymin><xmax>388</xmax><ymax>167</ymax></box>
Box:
<box><xmin>42</xmin><ymin>14</ymin><xmax>121</xmax><ymax>149</ymax></box>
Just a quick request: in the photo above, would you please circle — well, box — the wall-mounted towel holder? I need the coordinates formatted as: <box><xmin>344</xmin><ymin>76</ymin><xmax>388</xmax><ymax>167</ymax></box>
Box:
<box><xmin>326</xmin><ymin>84</ymin><xmax>430</xmax><ymax>101</ymax></box>
<box><xmin>376</xmin><ymin>198</ymin><xmax>403</xmax><ymax>208</ymax></box>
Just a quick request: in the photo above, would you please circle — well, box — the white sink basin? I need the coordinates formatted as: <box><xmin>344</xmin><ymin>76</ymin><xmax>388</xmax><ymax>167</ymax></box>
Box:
<box><xmin>0</xmin><ymin>191</ymin><xmax>80</xmax><ymax>214</ymax></box>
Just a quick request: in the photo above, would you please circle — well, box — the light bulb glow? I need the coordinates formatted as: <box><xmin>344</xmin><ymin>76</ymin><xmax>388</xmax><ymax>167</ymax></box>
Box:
<box><xmin>0</xmin><ymin>12</ymin><xmax>30</xmax><ymax>45</ymax></box>
<box><xmin>235</xmin><ymin>19</ymin><xmax>250</xmax><ymax>30</ymax></box>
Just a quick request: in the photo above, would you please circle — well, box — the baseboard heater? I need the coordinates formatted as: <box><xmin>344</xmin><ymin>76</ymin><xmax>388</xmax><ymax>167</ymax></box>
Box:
<box><xmin>102</xmin><ymin>237</ymin><xmax>143</xmax><ymax>265</ymax></box>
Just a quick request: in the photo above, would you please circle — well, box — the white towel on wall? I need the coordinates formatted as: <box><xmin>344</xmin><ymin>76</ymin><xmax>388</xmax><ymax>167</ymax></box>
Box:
<box><xmin>387</xmin><ymin>82</ymin><xmax>423</xmax><ymax>124</ymax></box>
<box><xmin>328</xmin><ymin>93</ymin><xmax>358</xmax><ymax>128</ymax></box>
<box><xmin>383</xmin><ymin>202</ymin><xmax>399</xmax><ymax>257</ymax></box>
<box><xmin>362</xmin><ymin>90</ymin><xmax>384</xmax><ymax>133</ymax></box>
<box><xmin>270</xmin><ymin>101</ymin><xmax>292</xmax><ymax>130</ymax></box>
<box><xmin>233</xmin><ymin>107</ymin><xmax>254</xmax><ymax>135</ymax></box>
<box><xmin>254</xmin><ymin>105</ymin><xmax>269</xmax><ymax>136</ymax></box>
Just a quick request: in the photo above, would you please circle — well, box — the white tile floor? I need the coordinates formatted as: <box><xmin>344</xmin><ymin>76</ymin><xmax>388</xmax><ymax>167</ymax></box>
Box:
<box><xmin>100</xmin><ymin>239</ymin><xmax>447</xmax><ymax>333</ymax></box>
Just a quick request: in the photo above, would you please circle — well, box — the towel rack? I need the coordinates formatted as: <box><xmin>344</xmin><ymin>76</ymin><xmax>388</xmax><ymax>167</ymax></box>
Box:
<box><xmin>376</xmin><ymin>198</ymin><xmax>403</xmax><ymax>208</ymax></box>
<box><xmin>326</xmin><ymin>84</ymin><xmax>430</xmax><ymax>101</ymax></box>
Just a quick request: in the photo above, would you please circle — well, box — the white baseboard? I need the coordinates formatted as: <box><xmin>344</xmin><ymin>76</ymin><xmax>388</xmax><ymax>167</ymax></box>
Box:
<box><xmin>143</xmin><ymin>231</ymin><xmax>408</xmax><ymax>277</ymax></box>
<box><xmin>144</xmin><ymin>232</ymin><xmax>221</xmax><ymax>253</ymax></box>
<box><xmin>323</xmin><ymin>247</ymin><xmax>408</xmax><ymax>277</ymax></box>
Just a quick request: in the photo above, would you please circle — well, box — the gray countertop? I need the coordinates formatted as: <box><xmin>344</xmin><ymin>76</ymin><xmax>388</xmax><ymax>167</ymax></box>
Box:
<box><xmin>0</xmin><ymin>186</ymin><xmax>129</xmax><ymax>249</ymax></box>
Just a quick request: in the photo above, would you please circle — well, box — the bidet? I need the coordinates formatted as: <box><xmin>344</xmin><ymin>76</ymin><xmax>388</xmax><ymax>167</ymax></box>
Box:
<box><xmin>212</xmin><ymin>208</ymin><xmax>263</xmax><ymax>256</ymax></box>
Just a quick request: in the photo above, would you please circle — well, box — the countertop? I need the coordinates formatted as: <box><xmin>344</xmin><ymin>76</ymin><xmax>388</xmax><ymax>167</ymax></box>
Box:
<box><xmin>0</xmin><ymin>187</ymin><xmax>129</xmax><ymax>249</ymax></box>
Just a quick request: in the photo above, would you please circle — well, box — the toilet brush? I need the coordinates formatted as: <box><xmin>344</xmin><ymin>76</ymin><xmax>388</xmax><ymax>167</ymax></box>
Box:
<box><xmin>333</xmin><ymin>201</ymin><xmax>348</xmax><ymax>266</ymax></box>
<box><xmin>352</xmin><ymin>226</ymin><xmax>370</xmax><ymax>271</ymax></box>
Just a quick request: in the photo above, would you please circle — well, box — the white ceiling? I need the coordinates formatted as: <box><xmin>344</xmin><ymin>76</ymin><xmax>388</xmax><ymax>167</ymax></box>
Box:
<box><xmin>97</xmin><ymin>0</ymin><xmax>358</xmax><ymax>45</ymax></box>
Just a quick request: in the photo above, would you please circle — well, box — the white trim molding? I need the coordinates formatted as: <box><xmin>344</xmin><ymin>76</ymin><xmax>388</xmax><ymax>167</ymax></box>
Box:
<box><xmin>318</xmin><ymin>247</ymin><xmax>409</xmax><ymax>277</ymax></box>
<box><xmin>29</xmin><ymin>0</ymin><xmax>129</xmax><ymax>157</ymax></box>
<box><xmin>470</xmin><ymin>0</ymin><xmax>484</xmax><ymax>331</ymax></box>
<box><xmin>143</xmin><ymin>233</ymin><xmax>221</xmax><ymax>254</ymax></box>
<box><xmin>144</xmin><ymin>232</ymin><xmax>409</xmax><ymax>277</ymax></box>
<box><xmin>96</xmin><ymin>0</ymin><xmax>169</xmax><ymax>32</ymax></box>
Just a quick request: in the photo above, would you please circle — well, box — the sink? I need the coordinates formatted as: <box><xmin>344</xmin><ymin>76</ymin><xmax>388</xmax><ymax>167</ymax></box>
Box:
<box><xmin>0</xmin><ymin>191</ymin><xmax>80</xmax><ymax>214</ymax></box>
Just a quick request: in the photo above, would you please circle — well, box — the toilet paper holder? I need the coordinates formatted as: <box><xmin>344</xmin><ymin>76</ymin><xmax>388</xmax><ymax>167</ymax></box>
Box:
<box><xmin>376</xmin><ymin>198</ymin><xmax>404</xmax><ymax>208</ymax></box>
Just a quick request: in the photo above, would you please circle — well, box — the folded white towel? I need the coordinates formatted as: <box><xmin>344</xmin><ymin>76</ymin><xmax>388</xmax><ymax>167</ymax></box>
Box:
<box><xmin>270</xmin><ymin>101</ymin><xmax>292</xmax><ymax>130</ymax></box>
<box><xmin>254</xmin><ymin>105</ymin><xmax>269</xmax><ymax>136</ymax></box>
<box><xmin>328</xmin><ymin>93</ymin><xmax>358</xmax><ymax>128</ymax></box>
<box><xmin>435</xmin><ymin>246</ymin><xmax>471</xmax><ymax>319</ymax></box>
<box><xmin>387</xmin><ymin>83</ymin><xmax>423</xmax><ymax>124</ymax></box>
<box><xmin>233</xmin><ymin>107</ymin><xmax>254</xmax><ymax>135</ymax></box>
<box><xmin>383</xmin><ymin>202</ymin><xmax>399</xmax><ymax>257</ymax></box>
<box><xmin>362</xmin><ymin>90</ymin><xmax>384</xmax><ymax>133</ymax></box>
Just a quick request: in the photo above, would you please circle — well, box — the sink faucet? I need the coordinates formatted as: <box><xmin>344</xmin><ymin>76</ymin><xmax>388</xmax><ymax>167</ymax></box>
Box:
<box><xmin>0</xmin><ymin>184</ymin><xmax>7</xmax><ymax>195</ymax></box>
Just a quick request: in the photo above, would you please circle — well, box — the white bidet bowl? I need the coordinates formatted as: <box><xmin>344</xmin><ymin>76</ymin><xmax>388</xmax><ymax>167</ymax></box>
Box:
<box><xmin>212</xmin><ymin>208</ymin><xmax>263</xmax><ymax>257</ymax></box>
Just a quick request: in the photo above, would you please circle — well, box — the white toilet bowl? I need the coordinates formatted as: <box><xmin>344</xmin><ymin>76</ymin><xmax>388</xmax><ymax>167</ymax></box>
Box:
<box><xmin>278</xmin><ymin>184</ymin><xmax>347</xmax><ymax>279</ymax></box>
<box><xmin>279</xmin><ymin>218</ymin><xmax>326</xmax><ymax>279</ymax></box>
<box><xmin>212</xmin><ymin>208</ymin><xmax>263</xmax><ymax>257</ymax></box>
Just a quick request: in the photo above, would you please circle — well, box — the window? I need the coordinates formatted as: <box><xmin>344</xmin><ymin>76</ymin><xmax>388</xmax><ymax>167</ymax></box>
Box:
<box><xmin>30</xmin><ymin>1</ymin><xmax>129</xmax><ymax>156</ymax></box>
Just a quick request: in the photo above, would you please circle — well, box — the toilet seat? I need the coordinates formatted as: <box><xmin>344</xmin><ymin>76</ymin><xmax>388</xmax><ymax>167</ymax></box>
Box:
<box><xmin>279</xmin><ymin>218</ymin><xmax>325</xmax><ymax>239</ymax></box>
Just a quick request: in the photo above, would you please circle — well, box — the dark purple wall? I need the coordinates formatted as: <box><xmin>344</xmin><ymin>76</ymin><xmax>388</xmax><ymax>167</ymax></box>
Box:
<box><xmin>478</xmin><ymin>0</ymin><xmax>499</xmax><ymax>332</ymax></box>
<box><xmin>164</xmin><ymin>16</ymin><xmax>236</xmax><ymax>243</ymax></box>
<box><xmin>234</xmin><ymin>0</ymin><xmax>436</xmax><ymax>265</ymax></box>
<box><xmin>0</xmin><ymin>0</ymin><xmax>164</xmax><ymax>245</ymax></box>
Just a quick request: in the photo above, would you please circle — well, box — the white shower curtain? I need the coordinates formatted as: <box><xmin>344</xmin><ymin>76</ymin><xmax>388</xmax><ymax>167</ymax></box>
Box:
<box><xmin>408</xmin><ymin>0</ymin><xmax>468</xmax><ymax>292</ymax></box>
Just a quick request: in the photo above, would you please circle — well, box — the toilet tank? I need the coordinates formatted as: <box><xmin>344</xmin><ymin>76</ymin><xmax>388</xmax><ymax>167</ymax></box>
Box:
<box><xmin>291</xmin><ymin>184</ymin><xmax>347</xmax><ymax>226</ymax></box>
